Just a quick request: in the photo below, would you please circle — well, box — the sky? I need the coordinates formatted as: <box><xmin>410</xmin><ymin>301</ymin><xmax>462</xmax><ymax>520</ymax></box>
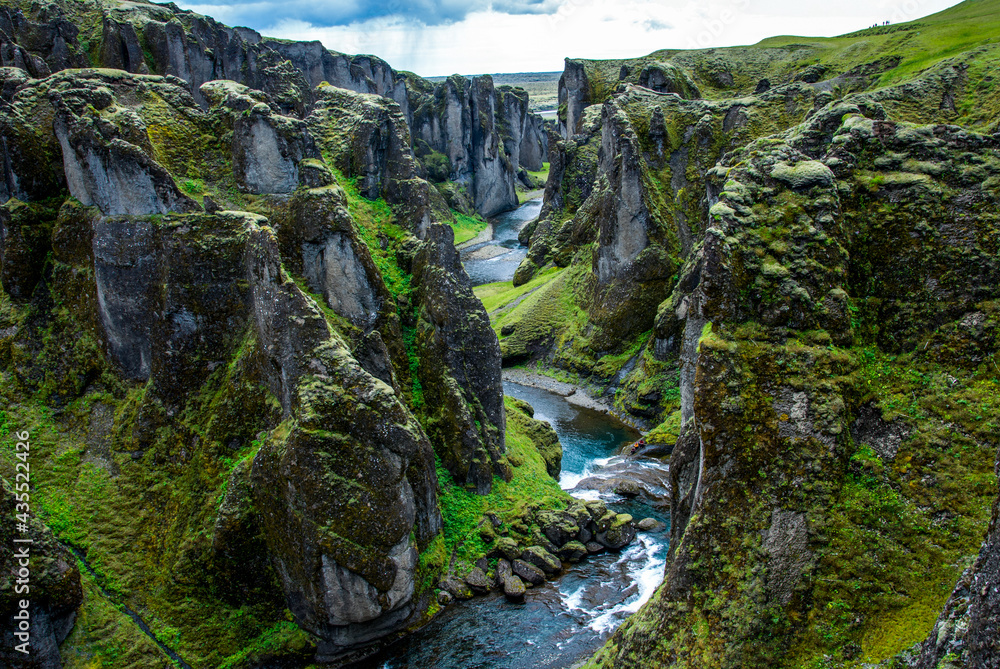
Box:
<box><xmin>174</xmin><ymin>0</ymin><xmax>962</xmax><ymax>77</ymax></box>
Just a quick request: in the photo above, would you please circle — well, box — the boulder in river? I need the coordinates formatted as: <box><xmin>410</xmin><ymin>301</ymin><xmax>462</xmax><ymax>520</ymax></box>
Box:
<box><xmin>503</xmin><ymin>575</ymin><xmax>526</xmax><ymax>602</ymax></box>
<box><xmin>538</xmin><ymin>510</ymin><xmax>580</xmax><ymax>547</ymax></box>
<box><xmin>596</xmin><ymin>511</ymin><xmax>618</xmax><ymax>534</ymax></box>
<box><xmin>559</xmin><ymin>541</ymin><xmax>588</xmax><ymax>562</ymax></box>
<box><xmin>571</xmin><ymin>456</ymin><xmax>671</xmax><ymax>507</ymax></box>
<box><xmin>566</xmin><ymin>501</ymin><xmax>593</xmax><ymax>526</ymax></box>
<box><xmin>464</xmin><ymin>567</ymin><xmax>492</xmax><ymax>594</ymax></box>
<box><xmin>495</xmin><ymin>558</ymin><xmax>513</xmax><ymax>588</ymax></box>
<box><xmin>522</xmin><ymin>545</ymin><xmax>561</xmax><ymax>573</ymax></box>
<box><xmin>599</xmin><ymin>514</ymin><xmax>637</xmax><ymax>550</ymax></box>
<box><xmin>513</xmin><ymin>559</ymin><xmax>546</xmax><ymax>586</ymax></box>
<box><xmin>584</xmin><ymin>500</ymin><xmax>610</xmax><ymax>521</ymax></box>
<box><xmin>530</xmin><ymin>527</ymin><xmax>562</xmax><ymax>556</ymax></box>
<box><xmin>637</xmin><ymin>518</ymin><xmax>666</xmax><ymax>532</ymax></box>
<box><xmin>439</xmin><ymin>577</ymin><xmax>474</xmax><ymax>601</ymax></box>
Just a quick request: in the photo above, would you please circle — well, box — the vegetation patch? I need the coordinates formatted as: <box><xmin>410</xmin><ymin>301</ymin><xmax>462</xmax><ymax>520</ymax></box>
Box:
<box><xmin>473</xmin><ymin>266</ymin><xmax>564</xmax><ymax>314</ymax></box>
<box><xmin>450</xmin><ymin>211</ymin><xmax>488</xmax><ymax>245</ymax></box>
<box><xmin>433</xmin><ymin>397</ymin><xmax>572</xmax><ymax>574</ymax></box>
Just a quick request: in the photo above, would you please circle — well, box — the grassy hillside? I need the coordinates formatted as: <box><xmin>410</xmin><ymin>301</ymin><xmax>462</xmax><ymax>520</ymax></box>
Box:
<box><xmin>567</xmin><ymin>0</ymin><xmax>1000</xmax><ymax>131</ymax></box>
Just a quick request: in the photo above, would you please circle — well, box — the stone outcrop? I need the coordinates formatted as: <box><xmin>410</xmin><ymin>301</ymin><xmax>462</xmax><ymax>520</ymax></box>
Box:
<box><xmin>557</xmin><ymin>56</ymin><xmax>700</xmax><ymax>137</ymax></box>
<box><xmin>0</xmin><ymin>65</ymin><xmax>513</xmax><ymax>662</ymax></box>
<box><xmin>412</xmin><ymin>224</ymin><xmax>507</xmax><ymax>492</ymax></box>
<box><xmin>0</xmin><ymin>0</ymin><xmax>543</xmax><ymax>218</ymax></box>
<box><xmin>201</xmin><ymin>79</ymin><xmax>318</xmax><ymax>195</ymax></box>
<box><xmin>408</xmin><ymin>75</ymin><xmax>518</xmax><ymax>216</ymax></box>
<box><xmin>306</xmin><ymin>83</ymin><xmax>450</xmax><ymax>236</ymax></box>
<box><xmin>584</xmin><ymin>93</ymin><xmax>1000</xmax><ymax>669</ymax></box>
<box><xmin>496</xmin><ymin>85</ymin><xmax>547</xmax><ymax>178</ymax></box>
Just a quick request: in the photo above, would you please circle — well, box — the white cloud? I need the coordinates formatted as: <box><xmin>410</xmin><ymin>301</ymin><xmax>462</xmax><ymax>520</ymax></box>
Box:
<box><xmin>175</xmin><ymin>0</ymin><xmax>962</xmax><ymax>77</ymax></box>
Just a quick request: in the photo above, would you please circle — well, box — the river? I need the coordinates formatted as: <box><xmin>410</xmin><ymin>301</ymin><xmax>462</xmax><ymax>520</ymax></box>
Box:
<box><xmin>462</xmin><ymin>198</ymin><xmax>542</xmax><ymax>287</ymax></box>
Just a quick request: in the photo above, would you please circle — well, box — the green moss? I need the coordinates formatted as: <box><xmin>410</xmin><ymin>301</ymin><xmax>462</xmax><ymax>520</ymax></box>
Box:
<box><xmin>647</xmin><ymin>409</ymin><xmax>683</xmax><ymax>445</ymax></box>
<box><xmin>473</xmin><ymin>266</ymin><xmax>564</xmax><ymax>314</ymax></box>
<box><xmin>59</xmin><ymin>567</ymin><xmax>174</xmax><ymax>669</ymax></box>
<box><xmin>525</xmin><ymin>161</ymin><xmax>550</xmax><ymax>186</ymax></box>
<box><xmin>0</xmin><ymin>306</ymin><xmax>305</xmax><ymax>668</ymax></box>
<box><xmin>332</xmin><ymin>167</ymin><xmax>412</xmax><ymax>298</ymax></box>
<box><xmin>493</xmin><ymin>262</ymin><xmax>590</xmax><ymax>366</ymax></box>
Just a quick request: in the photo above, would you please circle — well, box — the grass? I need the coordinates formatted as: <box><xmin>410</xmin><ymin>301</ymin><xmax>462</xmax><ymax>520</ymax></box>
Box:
<box><xmin>492</xmin><ymin>263</ymin><xmax>590</xmax><ymax>364</ymax></box>
<box><xmin>59</xmin><ymin>567</ymin><xmax>175</xmax><ymax>669</ymax></box>
<box><xmin>450</xmin><ymin>210</ymin><xmax>488</xmax><ymax>245</ymax></box>
<box><xmin>517</xmin><ymin>162</ymin><xmax>551</xmax><ymax>203</ymax></box>
<box><xmin>332</xmin><ymin>167</ymin><xmax>414</xmax><ymax>298</ymax></box>
<box><xmin>473</xmin><ymin>266</ymin><xmax>564</xmax><ymax>314</ymax></box>
<box><xmin>526</xmin><ymin>162</ymin><xmax>550</xmax><ymax>185</ymax></box>
<box><xmin>0</xmin><ymin>370</ymin><xmax>307</xmax><ymax>669</ymax></box>
<box><xmin>568</xmin><ymin>0</ymin><xmax>1000</xmax><ymax>131</ymax></box>
<box><xmin>781</xmin><ymin>341</ymin><xmax>1000</xmax><ymax>668</ymax></box>
<box><xmin>646</xmin><ymin>409</ymin><xmax>683</xmax><ymax>445</ymax></box>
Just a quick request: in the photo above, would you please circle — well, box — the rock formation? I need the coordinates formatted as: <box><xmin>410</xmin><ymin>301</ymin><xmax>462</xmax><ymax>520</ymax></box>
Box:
<box><xmin>4</xmin><ymin>0</ymin><xmax>1000</xmax><ymax>667</ymax></box>
<box><xmin>495</xmin><ymin>3</ymin><xmax>1000</xmax><ymax>666</ymax></box>
<box><xmin>0</xmin><ymin>55</ymin><xmax>541</xmax><ymax>665</ymax></box>
<box><xmin>0</xmin><ymin>0</ymin><xmax>545</xmax><ymax>218</ymax></box>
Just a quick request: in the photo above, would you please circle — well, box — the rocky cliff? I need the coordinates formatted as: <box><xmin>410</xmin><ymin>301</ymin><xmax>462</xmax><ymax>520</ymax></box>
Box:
<box><xmin>587</xmin><ymin>98</ymin><xmax>1000</xmax><ymax>669</ymax></box>
<box><xmin>0</xmin><ymin>50</ymin><xmax>558</xmax><ymax>666</ymax></box>
<box><xmin>0</xmin><ymin>0</ymin><xmax>545</xmax><ymax>219</ymax></box>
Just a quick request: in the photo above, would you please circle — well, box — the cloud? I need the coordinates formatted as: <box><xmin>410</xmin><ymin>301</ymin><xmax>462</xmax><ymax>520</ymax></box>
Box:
<box><xmin>181</xmin><ymin>0</ymin><xmax>563</xmax><ymax>28</ymax></box>
<box><xmin>642</xmin><ymin>18</ymin><xmax>672</xmax><ymax>30</ymax></box>
<box><xmin>176</xmin><ymin>0</ymin><xmax>963</xmax><ymax>78</ymax></box>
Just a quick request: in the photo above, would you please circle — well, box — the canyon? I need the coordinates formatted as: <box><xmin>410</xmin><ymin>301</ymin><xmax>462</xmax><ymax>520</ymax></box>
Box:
<box><xmin>1</xmin><ymin>0</ymin><xmax>999</xmax><ymax>668</ymax></box>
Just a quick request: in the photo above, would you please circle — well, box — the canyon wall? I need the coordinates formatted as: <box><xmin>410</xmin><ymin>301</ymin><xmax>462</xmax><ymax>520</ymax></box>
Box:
<box><xmin>0</xmin><ymin>0</ymin><xmax>547</xmax><ymax>218</ymax></box>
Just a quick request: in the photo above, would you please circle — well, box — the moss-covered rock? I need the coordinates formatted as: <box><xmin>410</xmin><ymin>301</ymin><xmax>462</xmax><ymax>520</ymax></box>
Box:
<box><xmin>413</xmin><ymin>224</ymin><xmax>507</xmax><ymax>493</ymax></box>
<box><xmin>0</xmin><ymin>478</ymin><xmax>83</xmax><ymax>668</ymax></box>
<box><xmin>586</xmin><ymin>93</ymin><xmax>1000</xmax><ymax>669</ymax></box>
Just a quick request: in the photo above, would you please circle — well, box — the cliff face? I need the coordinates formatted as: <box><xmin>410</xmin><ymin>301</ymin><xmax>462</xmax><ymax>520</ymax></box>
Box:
<box><xmin>586</xmin><ymin>103</ymin><xmax>1000</xmax><ymax>669</ymax></box>
<box><xmin>0</xmin><ymin>55</ymin><xmax>520</xmax><ymax>664</ymax></box>
<box><xmin>510</xmin><ymin>0</ymin><xmax>1000</xmax><ymax>424</ymax></box>
<box><xmin>0</xmin><ymin>0</ymin><xmax>544</xmax><ymax>219</ymax></box>
<box><xmin>406</xmin><ymin>74</ymin><xmax>526</xmax><ymax>217</ymax></box>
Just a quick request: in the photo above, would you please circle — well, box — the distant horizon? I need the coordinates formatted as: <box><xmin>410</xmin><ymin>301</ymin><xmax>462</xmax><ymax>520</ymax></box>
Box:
<box><xmin>424</xmin><ymin>71</ymin><xmax>562</xmax><ymax>79</ymax></box>
<box><xmin>176</xmin><ymin>0</ymin><xmax>965</xmax><ymax>78</ymax></box>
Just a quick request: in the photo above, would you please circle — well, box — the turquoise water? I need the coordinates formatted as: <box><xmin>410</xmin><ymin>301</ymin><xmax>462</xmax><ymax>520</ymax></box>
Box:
<box><xmin>373</xmin><ymin>382</ymin><xmax>670</xmax><ymax>669</ymax></box>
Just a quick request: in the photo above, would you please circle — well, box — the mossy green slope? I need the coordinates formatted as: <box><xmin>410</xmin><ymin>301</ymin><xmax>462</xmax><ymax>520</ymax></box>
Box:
<box><xmin>510</xmin><ymin>0</ymin><xmax>1000</xmax><ymax>436</ymax></box>
<box><xmin>562</xmin><ymin>0</ymin><xmax>1000</xmax><ymax>129</ymax></box>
